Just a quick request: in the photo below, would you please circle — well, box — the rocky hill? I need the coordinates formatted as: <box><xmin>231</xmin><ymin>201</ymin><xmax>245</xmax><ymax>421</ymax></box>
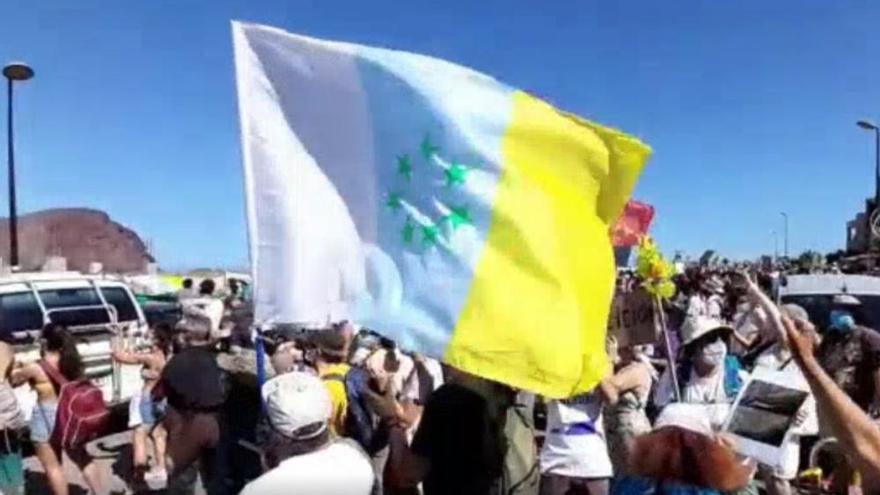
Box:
<box><xmin>0</xmin><ymin>208</ymin><xmax>153</xmax><ymax>273</ymax></box>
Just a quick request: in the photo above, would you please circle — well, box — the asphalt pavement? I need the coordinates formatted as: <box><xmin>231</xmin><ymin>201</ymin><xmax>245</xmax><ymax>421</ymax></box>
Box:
<box><xmin>23</xmin><ymin>431</ymin><xmax>207</xmax><ymax>495</ymax></box>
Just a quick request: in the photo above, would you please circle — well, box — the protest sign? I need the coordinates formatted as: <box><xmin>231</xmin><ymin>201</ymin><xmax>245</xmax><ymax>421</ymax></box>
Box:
<box><xmin>723</xmin><ymin>368</ymin><xmax>810</xmax><ymax>467</ymax></box>
<box><xmin>608</xmin><ymin>288</ymin><xmax>660</xmax><ymax>347</ymax></box>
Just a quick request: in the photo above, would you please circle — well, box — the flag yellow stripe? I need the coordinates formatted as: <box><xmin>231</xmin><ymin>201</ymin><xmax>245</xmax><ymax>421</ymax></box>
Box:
<box><xmin>444</xmin><ymin>91</ymin><xmax>651</xmax><ymax>398</ymax></box>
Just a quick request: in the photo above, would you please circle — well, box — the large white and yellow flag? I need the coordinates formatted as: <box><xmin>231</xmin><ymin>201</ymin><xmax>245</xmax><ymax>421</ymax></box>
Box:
<box><xmin>232</xmin><ymin>21</ymin><xmax>651</xmax><ymax>397</ymax></box>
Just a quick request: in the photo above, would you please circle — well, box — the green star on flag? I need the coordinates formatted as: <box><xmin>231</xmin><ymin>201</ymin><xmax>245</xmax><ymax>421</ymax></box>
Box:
<box><xmin>386</xmin><ymin>192</ymin><xmax>403</xmax><ymax>211</ymax></box>
<box><xmin>444</xmin><ymin>205</ymin><xmax>473</xmax><ymax>230</ymax></box>
<box><xmin>420</xmin><ymin>135</ymin><xmax>439</xmax><ymax>159</ymax></box>
<box><xmin>421</xmin><ymin>223</ymin><xmax>440</xmax><ymax>246</ymax></box>
<box><xmin>445</xmin><ymin>162</ymin><xmax>470</xmax><ymax>187</ymax></box>
<box><xmin>397</xmin><ymin>154</ymin><xmax>413</xmax><ymax>180</ymax></box>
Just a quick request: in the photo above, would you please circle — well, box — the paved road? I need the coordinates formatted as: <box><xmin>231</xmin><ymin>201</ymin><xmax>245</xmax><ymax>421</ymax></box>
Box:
<box><xmin>23</xmin><ymin>432</ymin><xmax>207</xmax><ymax>495</ymax></box>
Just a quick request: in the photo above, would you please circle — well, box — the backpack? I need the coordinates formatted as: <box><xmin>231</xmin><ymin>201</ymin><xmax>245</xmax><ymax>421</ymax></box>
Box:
<box><xmin>321</xmin><ymin>368</ymin><xmax>351</xmax><ymax>436</ymax></box>
<box><xmin>500</xmin><ymin>396</ymin><xmax>540</xmax><ymax>495</ymax></box>
<box><xmin>39</xmin><ymin>361</ymin><xmax>110</xmax><ymax>451</ymax></box>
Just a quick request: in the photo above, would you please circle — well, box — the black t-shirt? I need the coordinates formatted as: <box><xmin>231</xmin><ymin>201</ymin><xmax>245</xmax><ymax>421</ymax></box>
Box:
<box><xmin>161</xmin><ymin>346</ymin><xmax>227</xmax><ymax>411</ymax></box>
<box><xmin>411</xmin><ymin>383</ymin><xmax>505</xmax><ymax>495</ymax></box>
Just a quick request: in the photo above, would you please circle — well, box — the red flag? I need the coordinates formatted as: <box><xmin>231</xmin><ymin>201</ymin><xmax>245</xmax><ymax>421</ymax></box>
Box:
<box><xmin>612</xmin><ymin>200</ymin><xmax>655</xmax><ymax>247</ymax></box>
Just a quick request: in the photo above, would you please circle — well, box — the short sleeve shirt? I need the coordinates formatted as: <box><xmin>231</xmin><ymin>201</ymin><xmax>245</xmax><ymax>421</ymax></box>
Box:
<box><xmin>161</xmin><ymin>346</ymin><xmax>226</xmax><ymax>411</ymax></box>
<box><xmin>411</xmin><ymin>383</ymin><xmax>504</xmax><ymax>495</ymax></box>
<box><xmin>320</xmin><ymin>363</ymin><xmax>352</xmax><ymax>437</ymax></box>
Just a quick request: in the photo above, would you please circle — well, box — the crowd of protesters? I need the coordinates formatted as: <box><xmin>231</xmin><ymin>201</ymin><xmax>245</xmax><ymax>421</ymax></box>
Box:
<box><xmin>0</xmin><ymin>267</ymin><xmax>876</xmax><ymax>494</ymax></box>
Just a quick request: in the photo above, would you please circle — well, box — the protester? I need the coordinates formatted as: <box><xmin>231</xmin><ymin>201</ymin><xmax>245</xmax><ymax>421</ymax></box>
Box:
<box><xmin>11</xmin><ymin>323</ymin><xmax>101</xmax><ymax>495</ymax></box>
<box><xmin>181</xmin><ymin>279</ymin><xmax>225</xmax><ymax>334</ymax></box>
<box><xmin>685</xmin><ymin>276</ymin><xmax>725</xmax><ymax>320</ymax></box>
<box><xmin>178</xmin><ymin>278</ymin><xmax>197</xmax><ymax>301</ymax></box>
<box><xmin>654</xmin><ymin>316</ymin><xmax>746</xmax><ymax>429</ymax></box>
<box><xmin>539</xmin><ymin>389</ymin><xmax>613</xmax><ymax>495</ymax></box>
<box><xmin>729</xmin><ymin>299</ymin><xmax>763</xmax><ymax>358</ymax></box>
<box><xmin>383</xmin><ymin>368</ymin><xmax>513</xmax><ymax>495</ymax></box>
<box><xmin>614</xmin><ymin>403</ymin><xmax>755</xmax><ymax>495</ymax></box>
<box><xmin>312</xmin><ymin>324</ymin><xmax>354</xmax><ymax>437</ymax></box>
<box><xmin>270</xmin><ymin>340</ymin><xmax>306</xmax><ymax>375</ymax></box>
<box><xmin>111</xmin><ymin>323</ymin><xmax>174</xmax><ymax>488</ymax></box>
<box><xmin>783</xmin><ymin>314</ymin><xmax>880</xmax><ymax>491</ymax></box>
<box><xmin>225</xmin><ymin>279</ymin><xmax>244</xmax><ymax>309</ymax></box>
<box><xmin>344</xmin><ymin>356</ymin><xmax>393</xmax><ymax>495</ymax></box>
<box><xmin>749</xmin><ymin>303</ymin><xmax>813</xmax><ymax>495</ymax></box>
<box><xmin>365</xmin><ymin>346</ymin><xmax>415</xmax><ymax>404</ymax></box>
<box><xmin>815</xmin><ymin>295</ymin><xmax>880</xmax><ymax>414</ymax></box>
<box><xmin>0</xmin><ymin>343</ymin><xmax>26</xmax><ymax>495</ymax></box>
<box><xmin>240</xmin><ymin>371</ymin><xmax>374</xmax><ymax>494</ymax></box>
<box><xmin>368</xmin><ymin>346</ymin><xmax>447</xmax><ymax>494</ymax></box>
<box><xmin>159</xmin><ymin>315</ymin><xmax>229</xmax><ymax>494</ymax></box>
<box><xmin>603</xmin><ymin>342</ymin><xmax>657</xmax><ymax>475</ymax></box>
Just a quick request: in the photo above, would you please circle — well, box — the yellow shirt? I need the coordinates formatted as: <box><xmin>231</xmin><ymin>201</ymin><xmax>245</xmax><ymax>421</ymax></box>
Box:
<box><xmin>319</xmin><ymin>363</ymin><xmax>350</xmax><ymax>437</ymax></box>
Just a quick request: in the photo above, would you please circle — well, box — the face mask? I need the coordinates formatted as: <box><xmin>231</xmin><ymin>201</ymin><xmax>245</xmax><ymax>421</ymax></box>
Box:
<box><xmin>830</xmin><ymin>310</ymin><xmax>856</xmax><ymax>333</ymax></box>
<box><xmin>697</xmin><ymin>340</ymin><xmax>727</xmax><ymax>368</ymax></box>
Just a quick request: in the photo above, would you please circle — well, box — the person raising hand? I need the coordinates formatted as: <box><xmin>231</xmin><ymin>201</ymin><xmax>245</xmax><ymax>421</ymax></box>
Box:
<box><xmin>781</xmin><ymin>314</ymin><xmax>880</xmax><ymax>489</ymax></box>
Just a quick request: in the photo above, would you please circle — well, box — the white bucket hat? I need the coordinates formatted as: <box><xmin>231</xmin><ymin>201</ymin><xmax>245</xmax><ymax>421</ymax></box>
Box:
<box><xmin>680</xmin><ymin>316</ymin><xmax>733</xmax><ymax>347</ymax></box>
<box><xmin>262</xmin><ymin>371</ymin><xmax>332</xmax><ymax>440</ymax></box>
<box><xmin>655</xmin><ymin>403</ymin><xmax>713</xmax><ymax>436</ymax></box>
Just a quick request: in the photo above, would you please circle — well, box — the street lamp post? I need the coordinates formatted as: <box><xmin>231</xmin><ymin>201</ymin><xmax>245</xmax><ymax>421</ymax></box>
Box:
<box><xmin>3</xmin><ymin>62</ymin><xmax>33</xmax><ymax>268</ymax></box>
<box><xmin>781</xmin><ymin>212</ymin><xmax>789</xmax><ymax>259</ymax></box>
<box><xmin>857</xmin><ymin>120</ymin><xmax>880</xmax><ymax>213</ymax></box>
<box><xmin>771</xmin><ymin>230</ymin><xmax>779</xmax><ymax>263</ymax></box>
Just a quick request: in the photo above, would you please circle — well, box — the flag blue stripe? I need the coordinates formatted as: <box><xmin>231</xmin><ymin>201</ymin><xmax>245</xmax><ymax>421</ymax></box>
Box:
<box><xmin>350</xmin><ymin>45</ymin><xmax>514</xmax><ymax>355</ymax></box>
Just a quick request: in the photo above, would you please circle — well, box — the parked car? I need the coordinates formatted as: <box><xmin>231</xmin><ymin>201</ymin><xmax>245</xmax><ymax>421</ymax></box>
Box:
<box><xmin>778</xmin><ymin>273</ymin><xmax>880</xmax><ymax>331</ymax></box>
<box><xmin>0</xmin><ymin>271</ymin><xmax>146</xmax><ymax>422</ymax></box>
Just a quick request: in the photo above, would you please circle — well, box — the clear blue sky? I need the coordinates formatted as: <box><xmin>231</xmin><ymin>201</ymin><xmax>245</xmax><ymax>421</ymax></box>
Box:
<box><xmin>2</xmin><ymin>1</ymin><xmax>879</xmax><ymax>269</ymax></box>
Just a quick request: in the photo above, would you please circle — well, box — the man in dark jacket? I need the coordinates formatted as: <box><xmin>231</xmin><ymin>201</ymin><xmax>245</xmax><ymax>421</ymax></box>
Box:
<box><xmin>161</xmin><ymin>315</ymin><xmax>229</xmax><ymax>494</ymax></box>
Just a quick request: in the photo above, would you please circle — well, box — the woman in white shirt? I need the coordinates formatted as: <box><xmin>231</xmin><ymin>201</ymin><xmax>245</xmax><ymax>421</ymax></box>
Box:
<box><xmin>654</xmin><ymin>316</ymin><xmax>748</xmax><ymax>430</ymax></box>
<box><xmin>540</xmin><ymin>390</ymin><xmax>613</xmax><ymax>495</ymax></box>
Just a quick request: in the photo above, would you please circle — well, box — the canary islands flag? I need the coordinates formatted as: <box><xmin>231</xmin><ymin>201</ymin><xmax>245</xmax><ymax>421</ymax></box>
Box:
<box><xmin>232</xmin><ymin>22</ymin><xmax>651</xmax><ymax>397</ymax></box>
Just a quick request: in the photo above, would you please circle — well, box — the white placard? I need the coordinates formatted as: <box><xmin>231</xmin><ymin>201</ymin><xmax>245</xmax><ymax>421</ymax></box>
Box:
<box><xmin>723</xmin><ymin>368</ymin><xmax>810</xmax><ymax>467</ymax></box>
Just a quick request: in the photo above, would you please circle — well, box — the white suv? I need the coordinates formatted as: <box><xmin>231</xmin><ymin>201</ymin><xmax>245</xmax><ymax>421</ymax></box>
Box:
<box><xmin>0</xmin><ymin>272</ymin><xmax>146</xmax><ymax>420</ymax></box>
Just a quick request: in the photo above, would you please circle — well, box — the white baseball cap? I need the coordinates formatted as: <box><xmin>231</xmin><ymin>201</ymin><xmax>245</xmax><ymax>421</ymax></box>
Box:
<box><xmin>262</xmin><ymin>371</ymin><xmax>332</xmax><ymax>440</ymax></box>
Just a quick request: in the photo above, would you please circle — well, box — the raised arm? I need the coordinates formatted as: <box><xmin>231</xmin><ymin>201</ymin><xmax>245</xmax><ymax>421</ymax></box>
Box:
<box><xmin>10</xmin><ymin>362</ymin><xmax>38</xmax><ymax>387</ymax></box>
<box><xmin>783</xmin><ymin>315</ymin><xmax>880</xmax><ymax>487</ymax></box>
<box><xmin>602</xmin><ymin>362</ymin><xmax>652</xmax><ymax>406</ymax></box>
<box><xmin>365</xmin><ymin>385</ymin><xmax>430</xmax><ymax>488</ymax></box>
<box><xmin>111</xmin><ymin>349</ymin><xmax>149</xmax><ymax>366</ymax></box>
<box><xmin>741</xmin><ymin>271</ymin><xmax>786</xmax><ymax>344</ymax></box>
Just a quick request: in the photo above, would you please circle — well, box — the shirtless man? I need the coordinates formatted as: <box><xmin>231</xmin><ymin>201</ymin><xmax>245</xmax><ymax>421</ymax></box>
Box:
<box><xmin>112</xmin><ymin>323</ymin><xmax>173</xmax><ymax>486</ymax></box>
<box><xmin>10</xmin><ymin>323</ymin><xmax>100</xmax><ymax>495</ymax></box>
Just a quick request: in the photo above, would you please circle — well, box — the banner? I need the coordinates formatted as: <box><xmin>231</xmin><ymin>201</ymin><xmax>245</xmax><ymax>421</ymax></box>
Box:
<box><xmin>232</xmin><ymin>22</ymin><xmax>651</xmax><ymax>397</ymax></box>
<box><xmin>608</xmin><ymin>288</ymin><xmax>660</xmax><ymax>347</ymax></box>
<box><xmin>612</xmin><ymin>200</ymin><xmax>655</xmax><ymax>247</ymax></box>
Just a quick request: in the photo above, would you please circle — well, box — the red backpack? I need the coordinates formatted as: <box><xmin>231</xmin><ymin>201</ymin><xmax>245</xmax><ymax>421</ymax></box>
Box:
<box><xmin>39</xmin><ymin>361</ymin><xmax>110</xmax><ymax>451</ymax></box>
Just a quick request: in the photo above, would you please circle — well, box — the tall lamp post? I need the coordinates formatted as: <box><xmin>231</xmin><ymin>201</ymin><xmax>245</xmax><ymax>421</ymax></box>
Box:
<box><xmin>771</xmin><ymin>230</ymin><xmax>779</xmax><ymax>264</ymax></box>
<box><xmin>780</xmin><ymin>212</ymin><xmax>789</xmax><ymax>259</ymax></box>
<box><xmin>3</xmin><ymin>62</ymin><xmax>33</xmax><ymax>268</ymax></box>
<box><xmin>857</xmin><ymin>120</ymin><xmax>880</xmax><ymax>212</ymax></box>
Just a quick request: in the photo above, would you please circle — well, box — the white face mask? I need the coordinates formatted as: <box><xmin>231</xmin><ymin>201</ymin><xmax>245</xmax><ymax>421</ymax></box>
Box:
<box><xmin>697</xmin><ymin>340</ymin><xmax>727</xmax><ymax>368</ymax></box>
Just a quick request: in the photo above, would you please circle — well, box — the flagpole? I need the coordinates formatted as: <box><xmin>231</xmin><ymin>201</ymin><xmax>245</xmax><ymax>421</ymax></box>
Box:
<box><xmin>655</xmin><ymin>295</ymin><xmax>681</xmax><ymax>402</ymax></box>
<box><xmin>254</xmin><ymin>325</ymin><xmax>267</xmax><ymax>410</ymax></box>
